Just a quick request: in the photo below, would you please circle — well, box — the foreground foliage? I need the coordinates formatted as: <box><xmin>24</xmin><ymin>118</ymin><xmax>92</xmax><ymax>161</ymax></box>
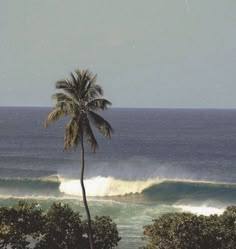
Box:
<box><xmin>0</xmin><ymin>202</ymin><xmax>120</xmax><ymax>249</ymax></box>
<box><xmin>141</xmin><ymin>206</ymin><xmax>236</xmax><ymax>249</ymax></box>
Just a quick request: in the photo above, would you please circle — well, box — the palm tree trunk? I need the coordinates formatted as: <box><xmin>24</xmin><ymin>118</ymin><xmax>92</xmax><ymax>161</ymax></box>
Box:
<box><xmin>80</xmin><ymin>136</ymin><xmax>94</xmax><ymax>249</ymax></box>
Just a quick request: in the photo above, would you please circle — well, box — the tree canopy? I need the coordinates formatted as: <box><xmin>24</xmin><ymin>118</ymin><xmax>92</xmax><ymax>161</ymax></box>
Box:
<box><xmin>0</xmin><ymin>202</ymin><xmax>121</xmax><ymax>249</ymax></box>
<box><xmin>141</xmin><ymin>206</ymin><xmax>236</xmax><ymax>249</ymax></box>
<box><xmin>44</xmin><ymin>69</ymin><xmax>113</xmax><ymax>152</ymax></box>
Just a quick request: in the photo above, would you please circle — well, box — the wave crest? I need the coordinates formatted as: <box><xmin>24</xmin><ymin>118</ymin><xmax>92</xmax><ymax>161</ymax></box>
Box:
<box><xmin>59</xmin><ymin>176</ymin><xmax>236</xmax><ymax>204</ymax></box>
<box><xmin>59</xmin><ymin>176</ymin><xmax>158</xmax><ymax>196</ymax></box>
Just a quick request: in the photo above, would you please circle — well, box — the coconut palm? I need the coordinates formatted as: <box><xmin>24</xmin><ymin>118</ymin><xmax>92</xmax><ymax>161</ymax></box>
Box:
<box><xmin>44</xmin><ymin>69</ymin><xmax>113</xmax><ymax>249</ymax></box>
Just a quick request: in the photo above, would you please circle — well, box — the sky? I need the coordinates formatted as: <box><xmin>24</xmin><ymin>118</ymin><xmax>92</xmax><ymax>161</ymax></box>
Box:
<box><xmin>0</xmin><ymin>0</ymin><xmax>236</xmax><ymax>108</ymax></box>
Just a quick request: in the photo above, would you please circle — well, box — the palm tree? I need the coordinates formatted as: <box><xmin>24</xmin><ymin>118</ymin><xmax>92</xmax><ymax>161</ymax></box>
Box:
<box><xmin>44</xmin><ymin>69</ymin><xmax>113</xmax><ymax>249</ymax></box>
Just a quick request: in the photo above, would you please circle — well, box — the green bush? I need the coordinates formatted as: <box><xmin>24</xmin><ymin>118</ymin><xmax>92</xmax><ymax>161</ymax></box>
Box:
<box><xmin>0</xmin><ymin>202</ymin><xmax>121</xmax><ymax>249</ymax></box>
<box><xmin>0</xmin><ymin>201</ymin><xmax>44</xmax><ymax>249</ymax></box>
<box><xmin>141</xmin><ymin>206</ymin><xmax>236</xmax><ymax>249</ymax></box>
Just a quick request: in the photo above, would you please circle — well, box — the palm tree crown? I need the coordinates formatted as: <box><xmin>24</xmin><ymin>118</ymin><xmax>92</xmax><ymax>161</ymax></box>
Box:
<box><xmin>45</xmin><ymin>69</ymin><xmax>113</xmax><ymax>150</ymax></box>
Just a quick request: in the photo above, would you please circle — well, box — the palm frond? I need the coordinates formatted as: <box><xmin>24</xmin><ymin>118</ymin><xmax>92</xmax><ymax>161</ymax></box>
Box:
<box><xmin>73</xmin><ymin>69</ymin><xmax>103</xmax><ymax>101</ymax></box>
<box><xmin>74</xmin><ymin>69</ymin><xmax>82</xmax><ymax>87</ymax></box>
<box><xmin>74</xmin><ymin>69</ymin><xmax>86</xmax><ymax>93</ymax></box>
<box><xmin>70</xmin><ymin>72</ymin><xmax>77</xmax><ymax>87</ymax></box>
<box><xmin>70</xmin><ymin>72</ymin><xmax>81</xmax><ymax>95</ymax></box>
<box><xmin>55</xmin><ymin>79</ymin><xmax>79</xmax><ymax>101</ymax></box>
<box><xmin>77</xmin><ymin>70</ymin><xmax>92</xmax><ymax>95</ymax></box>
<box><xmin>88</xmin><ymin>111</ymin><xmax>113</xmax><ymax>138</ymax></box>
<box><xmin>44</xmin><ymin>107</ymin><xmax>66</xmax><ymax>127</ymax></box>
<box><xmin>83</xmin><ymin>79</ymin><xmax>104</xmax><ymax>100</ymax></box>
<box><xmin>46</xmin><ymin>68</ymin><xmax>113</xmax><ymax>152</ymax></box>
<box><xmin>80</xmin><ymin>75</ymin><xmax>96</xmax><ymax>98</ymax></box>
<box><xmin>64</xmin><ymin>118</ymin><xmax>80</xmax><ymax>149</ymax></box>
<box><xmin>81</xmin><ymin>70</ymin><xmax>91</xmax><ymax>93</ymax></box>
<box><xmin>87</xmin><ymin>99</ymin><xmax>112</xmax><ymax>110</ymax></box>
<box><xmin>55</xmin><ymin>79</ymin><xmax>72</xmax><ymax>90</ymax></box>
<box><xmin>57</xmin><ymin>101</ymin><xmax>78</xmax><ymax>117</ymax></box>
<box><xmin>82</xmin><ymin>116</ymin><xmax>98</xmax><ymax>152</ymax></box>
<box><xmin>91</xmin><ymin>84</ymin><xmax>103</xmax><ymax>96</ymax></box>
<box><xmin>51</xmin><ymin>92</ymin><xmax>78</xmax><ymax>116</ymax></box>
<box><xmin>52</xmin><ymin>92</ymin><xmax>74</xmax><ymax>103</ymax></box>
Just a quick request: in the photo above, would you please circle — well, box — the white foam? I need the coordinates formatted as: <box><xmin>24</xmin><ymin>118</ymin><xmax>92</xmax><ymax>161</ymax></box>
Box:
<box><xmin>59</xmin><ymin>176</ymin><xmax>159</xmax><ymax>196</ymax></box>
<box><xmin>173</xmin><ymin>204</ymin><xmax>225</xmax><ymax>216</ymax></box>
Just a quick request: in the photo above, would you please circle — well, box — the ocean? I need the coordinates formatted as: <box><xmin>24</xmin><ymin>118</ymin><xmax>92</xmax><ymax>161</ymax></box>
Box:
<box><xmin>0</xmin><ymin>107</ymin><xmax>236</xmax><ymax>248</ymax></box>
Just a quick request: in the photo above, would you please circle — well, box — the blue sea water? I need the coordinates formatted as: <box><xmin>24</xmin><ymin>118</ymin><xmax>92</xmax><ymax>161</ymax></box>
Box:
<box><xmin>0</xmin><ymin>107</ymin><xmax>236</xmax><ymax>248</ymax></box>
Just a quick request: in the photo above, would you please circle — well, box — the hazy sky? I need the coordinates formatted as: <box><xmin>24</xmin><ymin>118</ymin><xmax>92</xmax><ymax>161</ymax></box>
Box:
<box><xmin>1</xmin><ymin>0</ymin><xmax>236</xmax><ymax>108</ymax></box>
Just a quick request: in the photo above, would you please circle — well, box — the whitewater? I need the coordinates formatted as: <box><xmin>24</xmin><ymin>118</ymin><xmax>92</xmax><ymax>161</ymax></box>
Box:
<box><xmin>0</xmin><ymin>107</ymin><xmax>236</xmax><ymax>248</ymax></box>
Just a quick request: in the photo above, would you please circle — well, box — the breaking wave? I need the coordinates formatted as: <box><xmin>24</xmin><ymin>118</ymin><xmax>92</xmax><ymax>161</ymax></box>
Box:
<box><xmin>59</xmin><ymin>176</ymin><xmax>158</xmax><ymax>197</ymax></box>
<box><xmin>59</xmin><ymin>176</ymin><xmax>236</xmax><ymax>203</ymax></box>
<box><xmin>0</xmin><ymin>176</ymin><xmax>235</xmax><ymax>205</ymax></box>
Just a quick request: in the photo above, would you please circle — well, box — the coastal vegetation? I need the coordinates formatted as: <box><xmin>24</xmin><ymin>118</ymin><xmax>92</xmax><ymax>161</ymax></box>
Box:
<box><xmin>44</xmin><ymin>69</ymin><xmax>113</xmax><ymax>249</ymax></box>
<box><xmin>141</xmin><ymin>206</ymin><xmax>236</xmax><ymax>249</ymax></box>
<box><xmin>0</xmin><ymin>202</ymin><xmax>236</xmax><ymax>249</ymax></box>
<box><xmin>0</xmin><ymin>201</ymin><xmax>120</xmax><ymax>249</ymax></box>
